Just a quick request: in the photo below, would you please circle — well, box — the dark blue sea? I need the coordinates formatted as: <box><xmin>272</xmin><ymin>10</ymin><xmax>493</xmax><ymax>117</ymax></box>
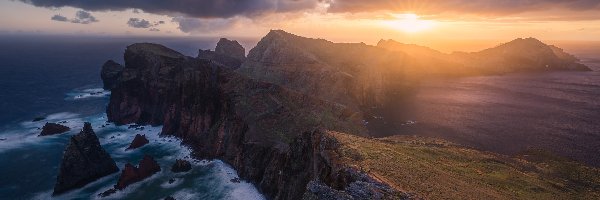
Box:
<box><xmin>0</xmin><ymin>35</ymin><xmax>264</xmax><ymax>200</ymax></box>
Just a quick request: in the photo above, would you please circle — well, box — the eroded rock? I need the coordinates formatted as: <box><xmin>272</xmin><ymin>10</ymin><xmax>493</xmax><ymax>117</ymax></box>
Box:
<box><xmin>115</xmin><ymin>155</ymin><xmax>161</xmax><ymax>190</ymax></box>
<box><xmin>53</xmin><ymin>122</ymin><xmax>119</xmax><ymax>195</ymax></box>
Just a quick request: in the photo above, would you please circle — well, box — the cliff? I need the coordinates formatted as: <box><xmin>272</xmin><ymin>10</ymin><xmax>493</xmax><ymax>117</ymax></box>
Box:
<box><xmin>104</xmin><ymin>43</ymin><xmax>402</xmax><ymax>199</ymax></box>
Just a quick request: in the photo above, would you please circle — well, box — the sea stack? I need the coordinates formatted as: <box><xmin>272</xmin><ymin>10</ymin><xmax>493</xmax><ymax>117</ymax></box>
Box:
<box><xmin>53</xmin><ymin>122</ymin><xmax>119</xmax><ymax>195</ymax></box>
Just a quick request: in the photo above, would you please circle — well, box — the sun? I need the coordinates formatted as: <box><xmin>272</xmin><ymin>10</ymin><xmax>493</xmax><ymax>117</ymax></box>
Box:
<box><xmin>382</xmin><ymin>13</ymin><xmax>435</xmax><ymax>33</ymax></box>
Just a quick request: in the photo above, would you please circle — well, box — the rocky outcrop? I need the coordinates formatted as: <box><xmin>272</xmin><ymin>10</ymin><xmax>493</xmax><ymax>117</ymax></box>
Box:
<box><xmin>104</xmin><ymin>43</ymin><xmax>384</xmax><ymax>199</ymax></box>
<box><xmin>197</xmin><ymin>38</ymin><xmax>246</xmax><ymax>69</ymax></box>
<box><xmin>100</xmin><ymin>60</ymin><xmax>124</xmax><ymax>90</ymax></box>
<box><xmin>126</xmin><ymin>134</ymin><xmax>149</xmax><ymax>150</ymax></box>
<box><xmin>115</xmin><ymin>155</ymin><xmax>161</xmax><ymax>190</ymax></box>
<box><xmin>53</xmin><ymin>122</ymin><xmax>119</xmax><ymax>195</ymax></box>
<box><xmin>215</xmin><ymin>38</ymin><xmax>245</xmax><ymax>60</ymax></box>
<box><xmin>171</xmin><ymin>159</ymin><xmax>192</xmax><ymax>173</ymax></box>
<box><xmin>39</xmin><ymin>122</ymin><xmax>70</xmax><ymax>136</ymax></box>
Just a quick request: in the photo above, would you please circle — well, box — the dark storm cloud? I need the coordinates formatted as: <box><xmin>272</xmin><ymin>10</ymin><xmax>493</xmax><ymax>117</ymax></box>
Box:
<box><xmin>50</xmin><ymin>10</ymin><xmax>98</xmax><ymax>24</ymax></box>
<box><xmin>326</xmin><ymin>0</ymin><xmax>600</xmax><ymax>16</ymax></box>
<box><xmin>127</xmin><ymin>18</ymin><xmax>152</xmax><ymax>28</ymax></box>
<box><xmin>50</xmin><ymin>14</ymin><xmax>68</xmax><ymax>22</ymax></box>
<box><xmin>19</xmin><ymin>0</ymin><xmax>320</xmax><ymax>18</ymax></box>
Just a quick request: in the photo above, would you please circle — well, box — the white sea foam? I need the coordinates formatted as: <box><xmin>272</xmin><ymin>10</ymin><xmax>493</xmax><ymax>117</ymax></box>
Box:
<box><xmin>65</xmin><ymin>88</ymin><xmax>110</xmax><ymax>100</ymax></box>
<box><xmin>2</xmin><ymin>111</ymin><xmax>266</xmax><ymax>200</ymax></box>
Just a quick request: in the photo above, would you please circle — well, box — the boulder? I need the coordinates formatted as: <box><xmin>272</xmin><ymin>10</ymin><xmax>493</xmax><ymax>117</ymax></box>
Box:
<box><xmin>170</xmin><ymin>159</ymin><xmax>192</xmax><ymax>173</ymax></box>
<box><xmin>126</xmin><ymin>134</ymin><xmax>149</xmax><ymax>150</ymax></box>
<box><xmin>39</xmin><ymin>122</ymin><xmax>70</xmax><ymax>136</ymax></box>
<box><xmin>53</xmin><ymin>122</ymin><xmax>119</xmax><ymax>195</ymax></box>
<box><xmin>115</xmin><ymin>155</ymin><xmax>161</xmax><ymax>190</ymax></box>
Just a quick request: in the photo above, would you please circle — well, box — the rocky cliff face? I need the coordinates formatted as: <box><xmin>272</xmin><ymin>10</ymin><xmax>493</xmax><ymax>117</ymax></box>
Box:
<box><xmin>53</xmin><ymin>122</ymin><xmax>119</xmax><ymax>195</ymax></box>
<box><xmin>100</xmin><ymin>60</ymin><xmax>124</xmax><ymax>90</ymax></box>
<box><xmin>103</xmin><ymin>43</ymin><xmax>403</xmax><ymax>199</ymax></box>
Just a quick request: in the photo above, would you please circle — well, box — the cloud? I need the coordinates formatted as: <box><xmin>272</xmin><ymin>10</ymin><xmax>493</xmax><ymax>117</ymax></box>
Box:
<box><xmin>71</xmin><ymin>10</ymin><xmax>98</xmax><ymax>24</ymax></box>
<box><xmin>50</xmin><ymin>14</ymin><xmax>68</xmax><ymax>22</ymax></box>
<box><xmin>149</xmin><ymin>28</ymin><xmax>160</xmax><ymax>32</ymax></box>
<box><xmin>127</xmin><ymin>18</ymin><xmax>152</xmax><ymax>28</ymax></box>
<box><xmin>50</xmin><ymin>10</ymin><xmax>98</xmax><ymax>24</ymax></box>
<box><xmin>20</xmin><ymin>0</ymin><xmax>321</xmax><ymax>18</ymax></box>
<box><xmin>325</xmin><ymin>0</ymin><xmax>600</xmax><ymax>17</ymax></box>
<box><xmin>172</xmin><ymin>17</ymin><xmax>240</xmax><ymax>33</ymax></box>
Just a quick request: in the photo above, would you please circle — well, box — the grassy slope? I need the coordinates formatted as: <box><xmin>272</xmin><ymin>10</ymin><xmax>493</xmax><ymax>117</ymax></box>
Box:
<box><xmin>330</xmin><ymin>131</ymin><xmax>600</xmax><ymax>200</ymax></box>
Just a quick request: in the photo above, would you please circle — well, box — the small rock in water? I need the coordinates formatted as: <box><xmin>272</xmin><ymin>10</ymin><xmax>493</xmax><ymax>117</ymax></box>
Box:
<box><xmin>98</xmin><ymin>188</ymin><xmax>117</xmax><ymax>198</ymax></box>
<box><xmin>171</xmin><ymin>159</ymin><xmax>192</xmax><ymax>173</ymax></box>
<box><xmin>115</xmin><ymin>155</ymin><xmax>161</xmax><ymax>190</ymax></box>
<box><xmin>0</xmin><ymin>138</ymin><xmax>6</xmax><ymax>141</ymax></box>
<box><xmin>168</xmin><ymin>178</ymin><xmax>176</xmax><ymax>184</ymax></box>
<box><xmin>126</xmin><ymin>134</ymin><xmax>149</xmax><ymax>150</ymax></box>
<box><xmin>164</xmin><ymin>196</ymin><xmax>176</xmax><ymax>200</ymax></box>
<box><xmin>32</xmin><ymin>117</ymin><xmax>46</xmax><ymax>122</ymax></box>
<box><xmin>39</xmin><ymin>123</ymin><xmax>70</xmax><ymax>136</ymax></box>
<box><xmin>230</xmin><ymin>177</ymin><xmax>241</xmax><ymax>183</ymax></box>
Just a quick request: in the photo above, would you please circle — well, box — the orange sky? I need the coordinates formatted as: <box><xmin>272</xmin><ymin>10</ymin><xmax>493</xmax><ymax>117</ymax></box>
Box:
<box><xmin>1</xmin><ymin>0</ymin><xmax>599</xmax><ymax>52</ymax></box>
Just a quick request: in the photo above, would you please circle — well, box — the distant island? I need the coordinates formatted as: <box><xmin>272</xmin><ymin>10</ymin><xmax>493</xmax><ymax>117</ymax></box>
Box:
<box><xmin>93</xmin><ymin>30</ymin><xmax>598</xmax><ymax>199</ymax></box>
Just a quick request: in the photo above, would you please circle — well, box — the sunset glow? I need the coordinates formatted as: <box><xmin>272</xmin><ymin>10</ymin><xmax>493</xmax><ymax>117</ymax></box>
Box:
<box><xmin>382</xmin><ymin>14</ymin><xmax>436</xmax><ymax>33</ymax></box>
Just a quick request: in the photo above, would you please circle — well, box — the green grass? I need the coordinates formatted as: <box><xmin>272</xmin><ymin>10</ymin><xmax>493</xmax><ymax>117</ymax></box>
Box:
<box><xmin>329</xmin><ymin>132</ymin><xmax>600</xmax><ymax>200</ymax></box>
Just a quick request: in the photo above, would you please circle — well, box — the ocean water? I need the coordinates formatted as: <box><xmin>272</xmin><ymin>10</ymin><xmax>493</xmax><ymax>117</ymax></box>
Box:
<box><xmin>374</xmin><ymin>52</ymin><xmax>600</xmax><ymax>166</ymax></box>
<box><xmin>0</xmin><ymin>36</ymin><xmax>264</xmax><ymax>200</ymax></box>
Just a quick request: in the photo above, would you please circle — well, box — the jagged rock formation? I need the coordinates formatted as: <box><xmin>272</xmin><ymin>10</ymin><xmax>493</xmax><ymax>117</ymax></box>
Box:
<box><xmin>197</xmin><ymin>38</ymin><xmax>246</xmax><ymax>69</ymax></box>
<box><xmin>239</xmin><ymin>30</ymin><xmax>412</xmax><ymax>110</ymax></box>
<box><xmin>103</xmin><ymin>42</ymin><xmax>391</xmax><ymax>199</ymax></box>
<box><xmin>39</xmin><ymin>122</ymin><xmax>70</xmax><ymax>136</ymax></box>
<box><xmin>215</xmin><ymin>38</ymin><xmax>245</xmax><ymax>60</ymax></box>
<box><xmin>126</xmin><ymin>134</ymin><xmax>149</xmax><ymax>150</ymax></box>
<box><xmin>171</xmin><ymin>159</ymin><xmax>192</xmax><ymax>173</ymax></box>
<box><xmin>100</xmin><ymin>60</ymin><xmax>124</xmax><ymax>90</ymax></box>
<box><xmin>53</xmin><ymin>122</ymin><xmax>119</xmax><ymax>195</ymax></box>
<box><xmin>115</xmin><ymin>155</ymin><xmax>161</xmax><ymax>190</ymax></box>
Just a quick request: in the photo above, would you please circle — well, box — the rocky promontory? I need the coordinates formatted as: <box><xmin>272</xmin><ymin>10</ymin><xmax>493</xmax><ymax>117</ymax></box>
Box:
<box><xmin>101</xmin><ymin>31</ymin><xmax>594</xmax><ymax>200</ymax></box>
<box><xmin>39</xmin><ymin>122</ymin><xmax>70</xmax><ymax>136</ymax></box>
<box><xmin>53</xmin><ymin>122</ymin><xmax>119</xmax><ymax>195</ymax></box>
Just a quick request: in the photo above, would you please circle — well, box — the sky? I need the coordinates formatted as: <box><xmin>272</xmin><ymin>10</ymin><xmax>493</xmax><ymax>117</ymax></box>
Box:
<box><xmin>1</xmin><ymin>0</ymin><xmax>599</xmax><ymax>52</ymax></box>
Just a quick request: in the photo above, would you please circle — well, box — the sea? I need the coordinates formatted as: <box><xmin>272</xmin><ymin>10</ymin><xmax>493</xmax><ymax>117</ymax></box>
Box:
<box><xmin>0</xmin><ymin>35</ymin><xmax>264</xmax><ymax>200</ymax></box>
<box><xmin>0</xmin><ymin>35</ymin><xmax>598</xmax><ymax>199</ymax></box>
